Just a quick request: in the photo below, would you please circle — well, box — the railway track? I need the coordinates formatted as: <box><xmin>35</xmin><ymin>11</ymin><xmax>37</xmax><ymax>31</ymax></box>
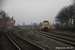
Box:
<box><xmin>6</xmin><ymin>31</ymin><xmax>21</xmax><ymax>50</ymax></box>
<box><xmin>34</xmin><ymin>30</ymin><xmax>75</xmax><ymax>47</ymax></box>
<box><xmin>6</xmin><ymin>31</ymin><xmax>44</xmax><ymax>50</ymax></box>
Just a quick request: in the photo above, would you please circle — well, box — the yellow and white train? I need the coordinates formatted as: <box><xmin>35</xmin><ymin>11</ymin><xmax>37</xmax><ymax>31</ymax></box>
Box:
<box><xmin>42</xmin><ymin>20</ymin><xmax>50</xmax><ymax>31</ymax></box>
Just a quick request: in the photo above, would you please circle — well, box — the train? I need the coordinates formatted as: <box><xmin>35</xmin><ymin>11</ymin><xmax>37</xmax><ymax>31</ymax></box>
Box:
<box><xmin>42</xmin><ymin>20</ymin><xmax>50</xmax><ymax>31</ymax></box>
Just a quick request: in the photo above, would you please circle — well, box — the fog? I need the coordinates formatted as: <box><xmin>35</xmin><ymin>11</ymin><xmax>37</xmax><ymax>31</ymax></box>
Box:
<box><xmin>2</xmin><ymin>0</ymin><xmax>73</xmax><ymax>25</ymax></box>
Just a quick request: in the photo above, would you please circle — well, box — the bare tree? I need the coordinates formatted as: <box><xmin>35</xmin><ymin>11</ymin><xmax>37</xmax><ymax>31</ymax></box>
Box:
<box><xmin>55</xmin><ymin>4</ymin><xmax>75</xmax><ymax>28</ymax></box>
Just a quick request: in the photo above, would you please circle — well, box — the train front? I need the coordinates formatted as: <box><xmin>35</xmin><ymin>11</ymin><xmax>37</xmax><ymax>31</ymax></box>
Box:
<box><xmin>42</xmin><ymin>21</ymin><xmax>50</xmax><ymax>31</ymax></box>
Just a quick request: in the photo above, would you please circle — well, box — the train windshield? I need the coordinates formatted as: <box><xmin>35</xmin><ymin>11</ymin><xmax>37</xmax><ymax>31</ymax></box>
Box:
<box><xmin>44</xmin><ymin>22</ymin><xmax>48</xmax><ymax>25</ymax></box>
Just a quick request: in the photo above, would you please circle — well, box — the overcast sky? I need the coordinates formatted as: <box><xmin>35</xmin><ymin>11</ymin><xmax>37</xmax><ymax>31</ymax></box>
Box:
<box><xmin>2</xmin><ymin>0</ymin><xmax>73</xmax><ymax>25</ymax></box>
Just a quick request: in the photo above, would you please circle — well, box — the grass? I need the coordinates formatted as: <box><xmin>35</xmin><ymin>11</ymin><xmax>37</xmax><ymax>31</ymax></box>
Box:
<box><xmin>27</xmin><ymin>34</ymin><xmax>40</xmax><ymax>41</ymax></box>
<box><xmin>16</xmin><ymin>29</ymin><xmax>41</xmax><ymax>41</ymax></box>
<box><xmin>17</xmin><ymin>29</ymin><xmax>31</xmax><ymax>33</ymax></box>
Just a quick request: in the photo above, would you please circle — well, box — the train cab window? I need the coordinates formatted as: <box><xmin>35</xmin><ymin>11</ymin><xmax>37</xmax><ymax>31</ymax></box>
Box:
<box><xmin>44</xmin><ymin>22</ymin><xmax>48</xmax><ymax>25</ymax></box>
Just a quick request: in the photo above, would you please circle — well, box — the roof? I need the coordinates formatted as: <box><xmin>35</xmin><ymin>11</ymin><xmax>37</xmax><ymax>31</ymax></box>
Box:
<box><xmin>43</xmin><ymin>20</ymin><xmax>48</xmax><ymax>22</ymax></box>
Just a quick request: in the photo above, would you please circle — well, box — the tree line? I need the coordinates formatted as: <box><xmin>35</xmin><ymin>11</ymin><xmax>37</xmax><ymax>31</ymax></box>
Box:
<box><xmin>55</xmin><ymin>4</ymin><xmax>75</xmax><ymax>29</ymax></box>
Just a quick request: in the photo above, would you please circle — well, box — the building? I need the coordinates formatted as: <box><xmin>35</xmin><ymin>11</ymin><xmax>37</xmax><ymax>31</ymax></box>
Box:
<box><xmin>6</xmin><ymin>17</ymin><xmax>15</xmax><ymax>28</ymax></box>
<box><xmin>0</xmin><ymin>10</ymin><xmax>15</xmax><ymax>28</ymax></box>
<box><xmin>0</xmin><ymin>11</ymin><xmax>6</xmax><ymax>28</ymax></box>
